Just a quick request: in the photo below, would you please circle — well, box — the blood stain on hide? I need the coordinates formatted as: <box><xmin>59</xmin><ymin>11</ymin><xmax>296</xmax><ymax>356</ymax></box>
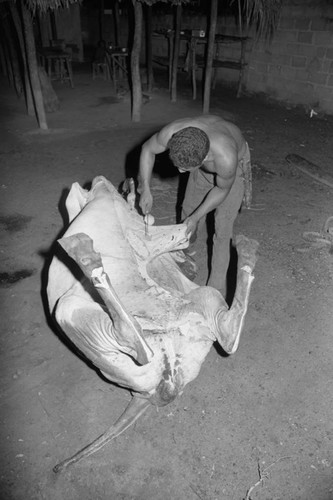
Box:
<box><xmin>162</xmin><ymin>354</ymin><xmax>172</xmax><ymax>381</ymax></box>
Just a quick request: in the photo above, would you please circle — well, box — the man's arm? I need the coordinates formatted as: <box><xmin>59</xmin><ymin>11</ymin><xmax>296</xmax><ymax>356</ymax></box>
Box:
<box><xmin>184</xmin><ymin>181</ymin><xmax>234</xmax><ymax>235</ymax></box>
<box><xmin>138</xmin><ymin>133</ymin><xmax>168</xmax><ymax>214</ymax></box>
<box><xmin>184</xmin><ymin>152</ymin><xmax>237</xmax><ymax>235</ymax></box>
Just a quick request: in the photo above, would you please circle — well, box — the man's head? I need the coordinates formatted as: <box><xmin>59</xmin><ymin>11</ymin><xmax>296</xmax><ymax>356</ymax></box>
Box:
<box><xmin>167</xmin><ymin>127</ymin><xmax>210</xmax><ymax>172</ymax></box>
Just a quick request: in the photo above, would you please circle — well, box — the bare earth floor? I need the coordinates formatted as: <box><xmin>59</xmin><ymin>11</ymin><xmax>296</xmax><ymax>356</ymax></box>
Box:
<box><xmin>0</xmin><ymin>65</ymin><xmax>333</xmax><ymax>500</ymax></box>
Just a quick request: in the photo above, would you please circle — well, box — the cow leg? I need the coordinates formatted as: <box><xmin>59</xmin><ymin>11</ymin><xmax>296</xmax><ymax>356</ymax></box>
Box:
<box><xmin>215</xmin><ymin>235</ymin><xmax>259</xmax><ymax>354</ymax></box>
<box><xmin>58</xmin><ymin>232</ymin><xmax>153</xmax><ymax>365</ymax></box>
<box><xmin>65</xmin><ymin>182</ymin><xmax>89</xmax><ymax>223</ymax></box>
<box><xmin>53</xmin><ymin>396</ymin><xmax>150</xmax><ymax>473</ymax></box>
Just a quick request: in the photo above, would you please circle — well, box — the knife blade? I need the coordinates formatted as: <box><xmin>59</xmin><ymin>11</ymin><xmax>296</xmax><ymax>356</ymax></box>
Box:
<box><xmin>144</xmin><ymin>214</ymin><xmax>149</xmax><ymax>238</ymax></box>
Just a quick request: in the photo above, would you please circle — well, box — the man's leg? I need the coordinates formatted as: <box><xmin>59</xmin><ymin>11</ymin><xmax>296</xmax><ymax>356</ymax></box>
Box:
<box><xmin>182</xmin><ymin>169</ymin><xmax>214</xmax><ymax>240</ymax></box>
<box><xmin>178</xmin><ymin>169</ymin><xmax>214</xmax><ymax>279</ymax></box>
<box><xmin>207</xmin><ymin>169</ymin><xmax>244</xmax><ymax>296</ymax></box>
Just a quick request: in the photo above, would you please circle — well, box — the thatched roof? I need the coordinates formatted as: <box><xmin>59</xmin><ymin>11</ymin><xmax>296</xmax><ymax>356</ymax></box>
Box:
<box><xmin>242</xmin><ymin>0</ymin><xmax>283</xmax><ymax>39</ymax></box>
<box><xmin>139</xmin><ymin>0</ymin><xmax>190</xmax><ymax>5</ymax></box>
<box><xmin>0</xmin><ymin>0</ymin><xmax>282</xmax><ymax>40</ymax></box>
<box><xmin>26</xmin><ymin>0</ymin><xmax>81</xmax><ymax>12</ymax></box>
<box><xmin>0</xmin><ymin>0</ymin><xmax>82</xmax><ymax>13</ymax></box>
<box><xmin>0</xmin><ymin>0</ymin><xmax>190</xmax><ymax>9</ymax></box>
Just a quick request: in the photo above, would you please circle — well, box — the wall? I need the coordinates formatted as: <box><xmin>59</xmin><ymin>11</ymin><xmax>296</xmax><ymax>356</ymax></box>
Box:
<box><xmin>55</xmin><ymin>4</ymin><xmax>84</xmax><ymax>62</ymax></box>
<box><xmin>151</xmin><ymin>0</ymin><xmax>333</xmax><ymax>115</ymax></box>
<box><xmin>246</xmin><ymin>0</ymin><xmax>333</xmax><ymax>114</ymax></box>
<box><xmin>39</xmin><ymin>5</ymin><xmax>84</xmax><ymax>62</ymax></box>
<box><xmin>80</xmin><ymin>4</ymin><xmax>131</xmax><ymax>61</ymax></box>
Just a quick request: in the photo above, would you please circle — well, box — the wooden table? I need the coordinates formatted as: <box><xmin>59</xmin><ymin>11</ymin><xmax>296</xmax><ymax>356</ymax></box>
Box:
<box><xmin>152</xmin><ymin>30</ymin><xmax>249</xmax><ymax>99</ymax></box>
<box><xmin>188</xmin><ymin>33</ymin><xmax>249</xmax><ymax>99</ymax></box>
<box><xmin>38</xmin><ymin>48</ymin><xmax>74</xmax><ymax>88</ymax></box>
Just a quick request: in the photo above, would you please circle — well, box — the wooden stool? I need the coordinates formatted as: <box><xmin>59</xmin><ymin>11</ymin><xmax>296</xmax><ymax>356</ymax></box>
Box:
<box><xmin>56</xmin><ymin>55</ymin><xmax>74</xmax><ymax>88</ymax></box>
<box><xmin>110</xmin><ymin>50</ymin><xmax>128</xmax><ymax>92</ymax></box>
<box><xmin>92</xmin><ymin>61</ymin><xmax>111</xmax><ymax>80</ymax></box>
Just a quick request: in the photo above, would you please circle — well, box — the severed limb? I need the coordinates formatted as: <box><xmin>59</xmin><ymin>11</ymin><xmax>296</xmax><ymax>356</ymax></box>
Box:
<box><xmin>181</xmin><ymin>235</ymin><xmax>258</xmax><ymax>354</ymax></box>
<box><xmin>215</xmin><ymin>235</ymin><xmax>259</xmax><ymax>354</ymax></box>
<box><xmin>58</xmin><ymin>233</ymin><xmax>153</xmax><ymax>365</ymax></box>
<box><xmin>53</xmin><ymin>396</ymin><xmax>151</xmax><ymax>473</ymax></box>
<box><xmin>122</xmin><ymin>177</ymin><xmax>136</xmax><ymax>210</ymax></box>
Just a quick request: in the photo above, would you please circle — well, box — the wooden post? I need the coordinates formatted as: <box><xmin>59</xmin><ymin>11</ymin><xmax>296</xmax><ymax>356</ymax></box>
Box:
<box><xmin>145</xmin><ymin>4</ymin><xmax>153</xmax><ymax>93</ymax></box>
<box><xmin>50</xmin><ymin>11</ymin><xmax>57</xmax><ymax>40</ymax></box>
<box><xmin>0</xmin><ymin>39</ymin><xmax>7</xmax><ymax>77</ymax></box>
<box><xmin>9</xmin><ymin>2</ymin><xmax>34</xmax><ymax>116</ymax></box>
<box><xmin>1</xmin><ymin>33</ymin><xmax>14</xmax><ymax>87</ymax></box>
<box><xmin>170</xmin><ymin>3</ymin><xmax>182</xmax><ymax>103</ymax></box>
<box><xmin>113</xmin><ymin>0</ymin><xmax>120</xmax><ymax>46</ymax></box>
<box><xmin>131</xmin><ymin>0</ymin><xmax>143</xmax><ymax>122</ymax></box>
<box><xmin>203</xmin><ymin>0</ymin><xmax>217</xmax><ymax>114</ymax></box>
<box><xmin>236</xmin><ymin>0</ymin><xmax>244</xmax><ymax>98</ymax></box>
<box><xmin>99</xmin><ymin>0</ymin><xmax>105</xmax><ymax>40</ymax></box>
<box><xmin>21</xmin><ymin>2</ymin><xmax>48</xmax><ymax>129</ymax></box>
<box><xmin>2</xmin><ymin>7</ymin><xmax>23</xmax><ymax>98</ymax></box>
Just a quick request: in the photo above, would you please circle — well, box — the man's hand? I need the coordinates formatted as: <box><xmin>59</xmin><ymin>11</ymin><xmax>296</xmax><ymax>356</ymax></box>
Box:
<box><xmin>183</xmin><ymin>216</ymin><xmax>198</xmax><ymax>239</ymax></box>
<box><xmin>139</xmin><ymin>187</ymin><xmax>153</xmax><ymax>215</ymax></box>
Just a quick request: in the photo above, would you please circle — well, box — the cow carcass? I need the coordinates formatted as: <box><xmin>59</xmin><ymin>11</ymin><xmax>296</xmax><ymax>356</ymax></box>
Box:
<box><xmin>47</xmin><ymin>175</ymin><xmax>258</xmax><ymax>472</ymax></box>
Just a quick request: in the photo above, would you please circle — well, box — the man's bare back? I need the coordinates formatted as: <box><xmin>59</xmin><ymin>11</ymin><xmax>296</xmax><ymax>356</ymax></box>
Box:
<box><xmin>139</xmin><ymin>115</ymin><xmax>247</xmax><ymax>225</ymax></box>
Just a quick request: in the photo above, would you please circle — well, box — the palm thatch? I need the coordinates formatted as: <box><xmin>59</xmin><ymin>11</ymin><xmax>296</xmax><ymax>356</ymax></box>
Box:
<box><xmin>241</xmin><ymin>0</ymin><xmax>282</xmax><ymax>39</ymax></box>
<box><xmin>25</xmin><ymin>0</ymin><xmax>81</xmax><ymax>13</ymax></box>
<box><xmin>0</xmin><ymin>0</ymin><xmax>82</xmax><ymax>14</ymax></box>
<box><xmin>139</xmin><ymin>0</ymin><xmax>190</xmax><ymax>5</ymax></box>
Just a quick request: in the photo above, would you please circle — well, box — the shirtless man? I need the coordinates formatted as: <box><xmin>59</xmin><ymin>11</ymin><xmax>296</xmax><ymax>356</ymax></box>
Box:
<box><xmin>138</xmin><ymin>114</ymin><xmax>251</xmax><ymax>297</ymax></box>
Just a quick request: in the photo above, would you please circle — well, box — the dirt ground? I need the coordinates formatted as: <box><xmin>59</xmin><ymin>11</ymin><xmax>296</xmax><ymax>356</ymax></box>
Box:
<box><xmin>1</xmin><ymin>64</ymin><xmax>333</xmax><ymax>500</ymax></box>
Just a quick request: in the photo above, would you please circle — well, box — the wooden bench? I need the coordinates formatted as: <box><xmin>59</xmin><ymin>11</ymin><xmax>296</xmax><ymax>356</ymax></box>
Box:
<box><xmin>189</xmin><ymin>34</ymin><xmax>249</xmax><ymax>99</ymax></box>
<box><xmin>152</xmin><ymin>31</ymin><xmax>249</xmax><ymax>100</ymax></box>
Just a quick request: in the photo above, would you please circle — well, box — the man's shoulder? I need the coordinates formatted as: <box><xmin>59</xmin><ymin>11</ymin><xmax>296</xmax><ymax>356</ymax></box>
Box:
<box><xmin>156</xmin><ymin>115</ymin><xmax>242</xmax><ymax>146</ymax></box>
<box><xmin>157</xmin><ymin>118</ymin><xmax>197</xmax><ymax>144</ymax></box>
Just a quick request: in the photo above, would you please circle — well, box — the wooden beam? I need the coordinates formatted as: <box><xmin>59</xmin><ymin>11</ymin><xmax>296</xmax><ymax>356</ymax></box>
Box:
<box><xmin>203</xmin><ymin>0</ymin><xmax>217</xmax><ymax>113</ymax></box>
<box><xmin>171</xmin><ymin>4</ymin><xmax>182</xmax><ymax>103</ymax></box>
